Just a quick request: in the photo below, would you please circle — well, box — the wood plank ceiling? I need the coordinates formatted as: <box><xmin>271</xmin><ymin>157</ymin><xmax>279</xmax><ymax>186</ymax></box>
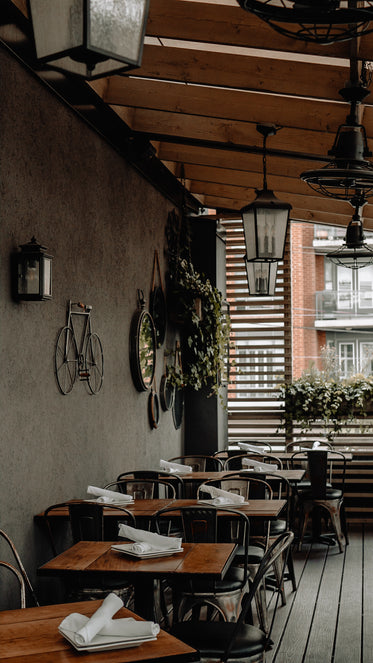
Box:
<box><xmin>7</xmin><ymin>0</ymin><xmax>373</xmax><ymax>230</ymax></box>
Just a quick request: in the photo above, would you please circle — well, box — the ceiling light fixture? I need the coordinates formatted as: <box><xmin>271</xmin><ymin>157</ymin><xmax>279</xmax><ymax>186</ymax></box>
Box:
<box><xmin>244</xmin><ymin>258</ymin><xmax>278</xmax><ymax>296</ymax></box>
<box><xmin>300</xmin><ymin>82</ymin><xmax>373</xmax><ymax>201</ymax></box>
<box><xmin>236</xmin><ymin>0</ymin><xmax>373</xmax><ymax>45</ymax></box>
<box><xmin>327</xmin><ymin>195</ymin><xmax>373</xmax><ymax>269</ymax></box>
<box><xmin>28</xmin><ymin>0</ymin><xmax>150</xmax><ymax>80</ymax></box>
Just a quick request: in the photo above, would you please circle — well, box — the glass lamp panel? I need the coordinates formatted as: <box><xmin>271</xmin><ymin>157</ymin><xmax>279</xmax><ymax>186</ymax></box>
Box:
<box><xmin>29</xmin><ymin>0</ymin><xmax>83</xmax><ymax>59</ymax></box>
<box><xmin>18</xmin><ymin>256</ymin><xmax>40</xmax><ymax>295</ymax></box>
<box><xmin>89</xmin><ymin>0</ymin><xmax>149</xmax><ymax>64</ymax></box>
<box><xmin>245</xmin><ymin>260</ymin><xmax>278</xmax><ymax>296</ymax></box>
<box><xmin>43</xmin><ymin>257</ymin><xmax>52</xmax><ymax>298</ymax></box>
<box><xmin>256</xmin><ymin>207</ymin><xmax>288</xmax><ymax>260</ymax></box>
<box><xmin>242</xmin><ymin>208</ymin><xmax>257</xmax><ymax>261</ymax></box>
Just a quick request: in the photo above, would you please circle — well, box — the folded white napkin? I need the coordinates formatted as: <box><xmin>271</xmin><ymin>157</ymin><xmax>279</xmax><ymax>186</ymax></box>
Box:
<box><xmin>118</xmin><ymin>523</ymin><xmax>182</xmax><ymax>550</ymax></box>
<box><xmin>87</xmin><ymin>485</ymin><xmax>133</xmax><ymax>503</ymax></box>
<box><xmin>201</xmin><ymin>485</ymin><xmax>244</xmax><ymax>504</ymax></box>
<box><xmin>199</xmin><ymin>497</ymin><xmax>242</xmax><ymax>506</ymax></box>
<box><xmin>59</xmin><ymin>595</ymin><xmax>160</xmax><ymax>646</ymax></box>
<box><xmin>238</xmin><ymin>442</ymin><xmax>268</xmax><ymax>454</ymax></box>
<box><xmin>160</xmin><ymin>459</ymin><xmax>193</xmax><ymax>473</ymax></box>
<box><xmin>242</xmin><ymin>458</ymin><xmax>278</xmax><ymax>472</ymax></box>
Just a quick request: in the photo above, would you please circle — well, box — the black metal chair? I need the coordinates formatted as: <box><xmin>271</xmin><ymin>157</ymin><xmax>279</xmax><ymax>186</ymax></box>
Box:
<box><xmin>167</xmin><ymin>455</ymin><xmax>224</xmax><ymax>471</ymax></box>
<box><xmin>292</xmin><ymin>450</ymin><xmax>348</xmax><ymax>553</ymax></box>
<box><xmin>223</xmin><ymin>453</ymin><xmax>282</xmax><ymax>471</ymax></box>
<box><xmin>0</xmin><ymin>561</ymin><xmax>26</xmax><ymax>609</ymax></box>
<box><xmin>104</xmin><ymin>478</ymin><xmax>176</xmax><ymax>500</ymax></box>
<box><xmin>0</xmin><ymin>529</ymin><xmax>39</xmax><ymax>607</ymax></box>
<box><xmin>170</xmin><ymin>531</ymin><xmax>294</xmax><ymax>663</ymax></box>
<box><xmin>155</xmin><ymin>504</ymin><xmax>250</xmax><ymax>623</ymax></box>
<box><xmin>43</xmin><ymin>500</ymin><xmax>136</xmax><ymax>602</ymax></box>
<box><xmin>116</xmin><ymin>470</ymin><xmax>185</xmax><ymax>498</ymax></box>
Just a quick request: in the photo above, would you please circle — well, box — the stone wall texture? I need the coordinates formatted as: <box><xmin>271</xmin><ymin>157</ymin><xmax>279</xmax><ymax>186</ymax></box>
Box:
<box><xmin>0</xmin><ymin>48</ymin><xmax>183</xmax><ymax>606</ymax></box>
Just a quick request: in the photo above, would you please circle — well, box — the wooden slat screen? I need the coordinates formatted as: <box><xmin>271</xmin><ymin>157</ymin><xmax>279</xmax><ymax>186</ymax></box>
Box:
<box><xmin>222</xmin><ymin>219</ymin><xmax>292</xmax><ymax>446</ymax></box>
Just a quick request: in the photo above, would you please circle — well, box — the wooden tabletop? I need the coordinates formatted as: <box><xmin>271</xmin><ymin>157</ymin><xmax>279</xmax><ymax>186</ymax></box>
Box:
<box><xmin>179</xmin><ymin>469</ymin><xmax>305</xmax><ymax>482</ymax></box>
<box><xmin>35</xmin><ymin>497</ymin><xmax>286</xmax><ymax>520</ymax></box>
<box><xmin>0</xmin><ymin>600</ymin><xmax>198</xmax><ymax>663</ymax></box>
<box><xmin>278</xmin><ymin>451</ymin><xmax>353</xmax><ymax>462</ymax></box>
<box><xmin>38</xmin><ymin>541</ymin><xmax>236</xmax><ymax>580</ymax></box>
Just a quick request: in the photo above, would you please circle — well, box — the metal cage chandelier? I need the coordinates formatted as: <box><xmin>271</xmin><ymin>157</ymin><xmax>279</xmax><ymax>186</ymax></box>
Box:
<box><xmin>327</xmin><ymin>196</ymin><xmax>373</xmax><ymax>269</ymax></box>
<box><xmin>236</xmin><ymin>1</ymin><xmax>373</xmax><ymax>45</ymax></box>
<box><xmin>301</xmin><ymin>83</ymin><xmax>373</xmax><ymax>201</ymax></box>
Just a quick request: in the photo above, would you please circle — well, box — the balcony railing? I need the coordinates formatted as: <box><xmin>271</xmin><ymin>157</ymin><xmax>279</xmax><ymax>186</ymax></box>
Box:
<box><xmin>316</xmin><ymin>290</ymin><xmax>373</xmax><ymax>320</ymax></box>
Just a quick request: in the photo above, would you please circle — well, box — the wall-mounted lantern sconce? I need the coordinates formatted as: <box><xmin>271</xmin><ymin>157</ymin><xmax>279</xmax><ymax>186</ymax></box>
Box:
<box><xmin>28</xmin><ymin>0</ymin><xmax>150</xmax><ymax>80</ymax></box>
<box><xmin>12</xmin><ymin>237</ymin><xmax>53</xmax><ymax>301</ymax></box>
<box><xmin>244</xmin><ymin>257</ymin><xmax>278</xmax><ymax>296</ymax></box>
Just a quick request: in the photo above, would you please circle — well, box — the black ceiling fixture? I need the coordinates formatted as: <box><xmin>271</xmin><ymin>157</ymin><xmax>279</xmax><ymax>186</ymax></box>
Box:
<box><xmin>300</xmin><ymin>81</ymin><xmax>373</xmax><ymax>201</ymax></box>
<box><xmin>236</xmin><ymin>0</ymin><xmax>373</xmax><ymax>45</ymax></box>
<box><xmin>327</xmin><ymin>195</ymin><xmax>373</xmax><ymax>269</ymax></box>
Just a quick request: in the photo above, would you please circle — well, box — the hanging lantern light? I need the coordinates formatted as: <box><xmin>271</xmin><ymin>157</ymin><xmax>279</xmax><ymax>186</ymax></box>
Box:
<box><xmin>327</xmin><ymin>195</ymin><xmax>373</xmax><ymax>269</ymax></box>
<box><xmin>301</xmin><ymin>82</ymin><xmax>373</xmax><ymax>200</ymax></box>
<box><xmin>237</xmin><ymin>1</ymin><xmax>373</xmax><ymax>45</ymax></box>
<box><xmin>241</xmin><ymin>124</ymin><xmax>291</xmax><ymax>265</ymax></box>
<box><xmin>28</xmin><ymin>0</ymin><xmax>150</xmax><ymax>80</ymax></box>
<box><xmin>244</xmin><ymin>258</ymin><xmax>278</xmax><ymax>296</ymax></box>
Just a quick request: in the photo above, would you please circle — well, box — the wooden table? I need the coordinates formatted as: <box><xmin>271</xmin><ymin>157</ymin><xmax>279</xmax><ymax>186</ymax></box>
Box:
<box><xmin>0</xmin><ymin>600</ymin><xmax>198</xmax><ymax>663</ymax></box>
<box><xmin>179</xmin><ymin>469</ymin><xmax>305</xmax><ymax>482</ymax></box>
<box><xmin>35</xmin><ymin>497</ymin><xmax>287</xmax><ymax>521</ymax></box>
<box><xmin>38</xmin><ymin>541</ymin><xmax>236</xmax><ymax>620</ymax></box>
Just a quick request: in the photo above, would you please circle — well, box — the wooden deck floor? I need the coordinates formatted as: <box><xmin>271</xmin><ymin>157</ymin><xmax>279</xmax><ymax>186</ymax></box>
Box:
<box><xmin>268</xmin><ymin>524</ymin><xmax>373</xmax><ymax>663</ymax></box>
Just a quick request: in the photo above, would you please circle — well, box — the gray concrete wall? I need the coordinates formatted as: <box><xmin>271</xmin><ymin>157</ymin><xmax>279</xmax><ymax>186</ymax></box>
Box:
<box><xmin>0</xmin><ymin>48</ymin><xmax>183</xmax><ymax>607</ymax></box>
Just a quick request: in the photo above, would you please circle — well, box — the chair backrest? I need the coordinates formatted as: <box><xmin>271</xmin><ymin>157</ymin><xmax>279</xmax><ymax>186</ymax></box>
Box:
<box><xmin>44</xmin><ymin>501</ymin><xmax>136</xmax><ymax>556</ymax></box>
<box><xmin>224</xmin><ymin>531</ymin><xmax>294</xmax><ymax>662</ymax></box>
<box><xmin>286</xmin><ymin>440</ymin><xmax>333</xmax><ymax>452</ymax></box>
<box><xmin>168</xmin><ymin>455</ymin><xmax>224</xmax><ymax>471</ymax></box>
<box><xmin>223</xmin><ymin>453</ymin><xmax>282</xmax><ymax>471</ymax></box>
<box><xmin>155</xmin><ymin>505</ymin><xmax>249</xmax><ymax>586</ymax></box>
<box><xmin>0</xmin><ymin>561</ymin><xmax>26</xmax><ymax>609</ymax></box>
<box><xmin>0</xmin><ymin>529</ymin><xmax>39</xmax><ymax>606</ymax></box>
<box><xmin>291</xmin><ymin>450</ymin><xmax>346</xmax><ymax>499</ymax></box>
<box><xmin>116</xmin><ymin>470</ymin><xmax>184</xmax><ymax>498</ymax></box>
<box><xmin>104</xmin><ymin>478</ymin><xmax>176</xmax><ymax>500</ymax></box>
<box><xmin>198</xmin><ymin>476</ymin><xmax>273</xmax><ymax>501</ymax></box>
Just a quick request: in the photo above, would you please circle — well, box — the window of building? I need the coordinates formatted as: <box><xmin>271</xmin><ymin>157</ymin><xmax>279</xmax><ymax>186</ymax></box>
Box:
<box><xmin>339</xmin><ymin>343</ymin><xmax>355</xmax><ymax>378</ymax></box>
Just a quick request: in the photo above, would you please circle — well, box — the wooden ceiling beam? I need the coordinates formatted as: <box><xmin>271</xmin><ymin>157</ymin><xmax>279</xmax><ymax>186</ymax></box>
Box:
<box><xmin>138</xmin><ymin>43</ymin><xmax>349</xmax><ymax>101</ymax></box>
<box><xmin>146</xmin><ymin>0</ymin><xmax>353</xmax><ymax>58</ymax></box>
<box><xmin>103</xmin><ymin>77</ymin><xmax>348</xmax><ymax>134</ymax></box>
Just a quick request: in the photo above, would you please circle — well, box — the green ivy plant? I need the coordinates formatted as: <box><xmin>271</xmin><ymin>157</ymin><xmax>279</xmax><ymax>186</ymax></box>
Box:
<box><xmin>278</xmin><ymin>363</ymin><xmax>373</xmax><ymax>441</ymax></box>
<box><xmin>167</xmin><ymin>258</ymin><xmax>232</xmax><ymax>395</ymax></box>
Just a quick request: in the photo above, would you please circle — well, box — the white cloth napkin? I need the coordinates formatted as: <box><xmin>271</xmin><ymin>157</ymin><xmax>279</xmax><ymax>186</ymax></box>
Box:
<box><xmin>160</xmin><ymin>459</ymin><xmax>193</xmax><ymax>473</ymax></box>
<box><xmin>118</xmin><ymin>523</ymin><xmax>182</xmax><ymax>550</ymax></box>
<box><xmin>59</xmin><ymin>595</ymin><xmax>160</xmax><ymax>646</ymax></box>
<box><xmin>242</xmin><ymin>458</ymin><xmax>278</xmax><ymax>472</ymax></box>
<box><xmin>200</xmin><ymin>485</ymin><xmax>245</xmax><ymax>504</ymax></box>
<box><xmin>238</xmin><ymin>442</ymin><xmax>268</xmax><ymax>454</ymax></box>
<box><xmin>87</xmin><ymin>485</ymin><xmax>133</xmax><ymax>503</ymax></box>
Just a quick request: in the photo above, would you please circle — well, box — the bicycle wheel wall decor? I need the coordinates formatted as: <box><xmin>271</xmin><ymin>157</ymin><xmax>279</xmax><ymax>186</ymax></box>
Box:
<box><xmin>55</xmin><ymin>326</ymin><xmax>78</xmax><ymax>394</ymax></box>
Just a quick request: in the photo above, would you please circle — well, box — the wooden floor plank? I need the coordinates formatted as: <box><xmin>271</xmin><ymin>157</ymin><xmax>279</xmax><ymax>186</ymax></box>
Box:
<box><xmin>363</xmin><ymin>524</ymin><xmax>373</xmax><ymax>663</ymax></box>
<box><xmin>334</xmin><ymin>528</ymin><xmax>363</xmax><ymax>663</ymax></box>
<box><xmin>269</xmin><ymin>545</ymin><xmax>328</xmax><ymax>663</ymax></box>
<box><xmin>303</xmin><ymin>545</ymin><xmax>345</xmax><ymax>663</ymax></box>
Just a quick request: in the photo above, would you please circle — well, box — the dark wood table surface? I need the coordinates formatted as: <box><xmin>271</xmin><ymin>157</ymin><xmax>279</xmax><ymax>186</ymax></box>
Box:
<box><xmin>179</xmin><ymin>469</ymin><xmax>305</xmax><ymax>482</ymax></box>
<box><xmin>0</xmin><ymin>600</ymin><xmax>198</xmax><ymax>663</ymax></box>
<box><xmin>37</xmin><ymin>541</ymin><xmax>237</xmax><ymax>619</ymax></box>
<box><xmin>35</xmin><ymin>497</ymin><xmax>287</xmax><ymax>520</ymax></box>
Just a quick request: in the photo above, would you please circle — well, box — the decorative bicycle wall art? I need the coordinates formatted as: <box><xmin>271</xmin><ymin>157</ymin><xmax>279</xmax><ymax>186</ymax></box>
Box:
<box><xmin>54</xmin><ymin>301</ymin><xmax>104</xmax><ymax>395</ymax></box>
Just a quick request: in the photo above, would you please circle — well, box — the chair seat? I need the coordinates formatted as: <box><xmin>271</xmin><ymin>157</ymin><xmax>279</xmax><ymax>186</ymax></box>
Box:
<box><xmin>171</xmin><ymin>619</ymin><xmax>271</xmax><ymax>658</ymax></box>
<box><xmin>183</xmin><ymin>565</ymin><xmax>246</xmax><ymax>594</ymax></box>
<box><xmin>234</xmin><ymin>544</ymin><xmax>265</xmax><ymax>566</ymax></box>
<box><xmin>269</xmin><ymin>518</ymin><xmax>287</xmax><ymax>536</ymax></box>
<box><xmin>299</xmin><ymin>487</ymin><xmax>342</xmax><ymax>501</ymax></box>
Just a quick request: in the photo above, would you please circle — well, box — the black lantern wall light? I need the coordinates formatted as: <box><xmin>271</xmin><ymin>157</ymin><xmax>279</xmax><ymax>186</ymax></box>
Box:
<box><xmin>12</xmin><ymin>237</ymin><xmax>53</xmax><ymax>301</ymax></box>
<box><xmin>241</xmin><ymin>124</ymin><xmax>292</xmax><ymax>296</ymax></box>
<box><xmin>28</xmin><ymin>0</ymin><xmax>150</xmax><ymax>80</ymax></box>
<box><xmin>236</xmin><ymin>1</ymin><xmax>373</xmax><ymax>45</ymax></box>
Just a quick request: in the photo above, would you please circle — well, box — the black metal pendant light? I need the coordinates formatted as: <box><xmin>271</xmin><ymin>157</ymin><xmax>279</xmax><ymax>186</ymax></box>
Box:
<box><xmin>236</xmin><ymin>1</ymin><xmax>373</xmax><ymax>45</ymax></box>
<box><xmin>327</xmin><ymin>195</ymin><xmax>373</xmax><ymax>269</ymax></box>
<box><xmin>301</xmin><ymin>83</ymin><xmax>373</xmax><ymax>201</ymax></box>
